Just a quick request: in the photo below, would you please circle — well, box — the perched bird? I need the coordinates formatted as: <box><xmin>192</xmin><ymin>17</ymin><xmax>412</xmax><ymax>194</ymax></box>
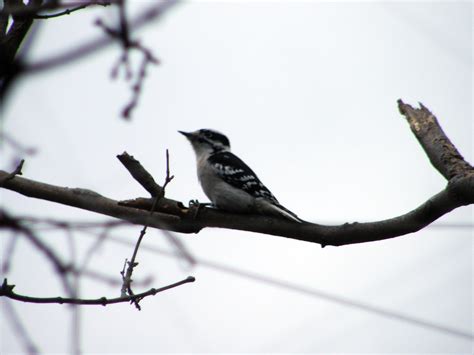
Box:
<box><xmin>179</xmin><ymin>129</ymin><xmax>301</xmax><ymax>222</ymax></box>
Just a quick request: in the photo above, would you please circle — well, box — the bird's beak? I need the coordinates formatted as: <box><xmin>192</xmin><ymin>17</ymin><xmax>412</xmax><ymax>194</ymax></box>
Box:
<box><xmin>178</xmin><ymin>130</ymin><xmax>193</xmax><ymax>139</ymax></box>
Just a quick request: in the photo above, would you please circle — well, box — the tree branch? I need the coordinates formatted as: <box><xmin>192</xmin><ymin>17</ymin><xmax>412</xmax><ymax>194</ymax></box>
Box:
<box><xmin>95</xmin><ymin>8</ymin><xmax>160</xmax><ymax>120</ymax></box>
<box><xmin>117</xmin><ymin>152</ymin><xmax>164</xmax><ymax>197</ymax></box>
<box><xmin>1</xmin><ymin>166</ymin><xmax>472</xmax><ymax>246</ymax></box>
<box><xmin>0</xmin><ymin>277</ymin><xmax>195</xmax><ymax>305</ymax></box>
<box><xmin>1</xmin><ymin>1</ymin><xmax>178</xmax><ymax>101</ymax></box>
<box><xmin>398</xmin><ymin>100</ymin><xmax>473</xmax><ymax>180</ymax></box>
<box><xmin>1</xmin><ymin>102</ymin><xmax>472</xmax><ymax>246</ymax></box>
<box><xmin>0</xmin><ymin>0</ymin><xmax>42</xmax><ymax>80</ymax></box>
<box><xmin>23</xmin><ymin>1</ymin><xmax>178</xmax><ymax>73</ymax></box>
<box><xmin>33</xmin><ymin>1</ymin><xmax>112</xmax><ymax>20</ymax></box>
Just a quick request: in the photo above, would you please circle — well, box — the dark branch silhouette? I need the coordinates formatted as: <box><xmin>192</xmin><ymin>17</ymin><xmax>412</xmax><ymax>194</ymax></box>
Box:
<box><xmin>0</xmin><ymin>1</ymin><xmax>178</xmax><ymax>102</ymax></box>
<box><xmin>1</xmin><ymin>101</ymin><xmax>472</xmax><ymax>246</ymax></box>
<box><xmin>95</xmin><ymin>11</ymin><xmax>159</xmax><ymax>119</ymax></box>
<box><xmin>0</xmin><ymin>277</ymin><xmax>195</xmax><ymax>305</ymax></box>
<box><xmin>118</xmin><ymin>149</ymin><xmax>175</xmax><ymax>310</ymax></box>
<box><xmin>397</xmin><ymin>100</ymin><xmax>472</xmax><ymax>180</ymax></box>
<box><xmin>33</xmin><ymin>1</ymin><xmax>112</xmax><ymax>19</ymax></box>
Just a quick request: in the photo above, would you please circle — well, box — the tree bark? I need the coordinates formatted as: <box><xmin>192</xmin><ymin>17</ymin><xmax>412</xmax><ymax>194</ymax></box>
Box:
<box><xmin>2</xmin><ymin>101</ymin><xmax>473</xmax><ymax>246</ymax></box>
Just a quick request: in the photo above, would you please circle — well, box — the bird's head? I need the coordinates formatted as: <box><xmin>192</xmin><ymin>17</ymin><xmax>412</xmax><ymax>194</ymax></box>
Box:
<box><xmin>179</xmin><ymin>129</ymin><xmax>230</xmax><ymax>156</ymax></box>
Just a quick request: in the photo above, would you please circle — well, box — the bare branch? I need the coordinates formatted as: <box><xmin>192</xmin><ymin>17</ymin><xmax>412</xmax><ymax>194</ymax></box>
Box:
<box><xmin>120</xmin><ymin>48</ymin><xmax>157</xmax><ymax>119</ymax></box>
<box><xmin>2</xmin><ymin>1</ymin><xmax>116</xmax><ymax>18</ymax></box>
<box><xmin>1</xmin><ymin>102</ymin><xmax>473</xmax><ymax>246</ymax></box>
<box><xmin>1</xmin><ymin>211</ymin><xmax>152</xmax><ymax>287</ymax></box>
<box><xmin>398</xmin><ymin>100</ymin><xmax>473</xmax><ymax>180</ymax></box>
<box><xmin>1</xmin><ymin>1</ymin><xmax>178</xmax><ymax>101</ymax></box>
<box><xmin>2</xmin><ymin>166</ymin><xmax>472</xmax><ymax>246</ymax></box>
<box><xmin>24</xmin><ymin>1</ymin><xmax>178</xmax><ymax>73</ymax></box>
<box><xmin>162</xmin><ymin>149</ymin><xmax>175</xmax><ymax>191</ymax></box>
<box><xmin>89</xmin><ymin>232</ymin><xmax>474</xmax><ymax>341</ymax></box>
<box><xmin>0</xmin><ymin>158</ymin><xmax>24</xmax><ymax>185</ymax></box>
<box><xmin>95</xmin><ymin>7</ymin><xmax>159</xmax><ymax>119</ymax></box>
<box><xmin>34</xmin><ymin>1</ymin><xmax>112</xmax><ymax>20</ymax></box>
<box><xmin>119</xmin><ymin>149</ymin><xmax>175</xmax><ymax>309</ymax></box>
<box><xmin>1</xmin><ymin>0</ymin><xmax>40</xmax><ymax>57</ymax></box>
<box><xmin>0</xmin><ymin>277</ymin><xmax>195</xmax><ymax>305</ymax></box>
<box><xmin>120</xmin><ymin>224</ymin><xmax>146</xmax><ymax>309</ymax></box>
<box><xmin>117</xmin><ymin>152</ymin><xmax>164</xmax><ymax>197</ymax></box>
<box><xmin>0</xmin><ymin>175</ymin><xmax>182</xmax><ymax>227</ymax></box>
<box><xmin>0</xmin><ymin>0</ymin><xmax>41</xmax><ymax>91</ymax></box>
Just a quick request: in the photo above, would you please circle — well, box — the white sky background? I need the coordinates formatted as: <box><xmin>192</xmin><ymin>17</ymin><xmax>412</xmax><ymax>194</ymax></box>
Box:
<box><xmin>1</xmin><ymin>0</ymin><xmax>472</xmax><ymax>353</ymax></box>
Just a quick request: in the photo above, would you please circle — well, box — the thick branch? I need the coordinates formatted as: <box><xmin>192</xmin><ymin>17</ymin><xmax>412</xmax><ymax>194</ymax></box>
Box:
<box><xmin>2</xmin><ymin>102</ymin><xmax>472</xmax><ymax>246</ymax></box>
<box><xmin>0</xmin><ymin>277</ymin><xmax>195</xmax><ymax>305</ymax></box>
<box><xmin>0</xmin><ymin>0</ymin><xmax>42</xmax><ymax>78</ymax></box>
<box><xmin>398</xmin><ymin>100</ymin><xmax>473</xmax><ymax>180</ymax></box>
<box><xmin>2</xmin><ymin>170</ymin><xmax>473</xmax><ymax>246</ymax></box>
<box><xmin>0</xmin><ymin>172</ymin><xmax>182</xmax><ymax>229</ymax></box>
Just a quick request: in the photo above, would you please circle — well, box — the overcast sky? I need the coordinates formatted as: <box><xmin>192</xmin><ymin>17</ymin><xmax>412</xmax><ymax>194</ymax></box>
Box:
<box><xmin>1</xmin><ymin>1</ymin><xmax>472</xmax><ymax>353</ymax></box>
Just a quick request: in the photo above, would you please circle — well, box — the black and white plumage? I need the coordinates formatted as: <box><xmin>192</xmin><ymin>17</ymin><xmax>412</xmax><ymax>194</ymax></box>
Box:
<box><xmin>179</xmin><ymin>129</ymin><xmax>301</xmax><ymax>222</ymax></box>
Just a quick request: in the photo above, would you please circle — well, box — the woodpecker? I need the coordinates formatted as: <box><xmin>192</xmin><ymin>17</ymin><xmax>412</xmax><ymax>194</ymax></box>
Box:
<box><xmin>179</xmin><ymin>129</ymin><xmax>301</xmax><ymax>222</ymax></box>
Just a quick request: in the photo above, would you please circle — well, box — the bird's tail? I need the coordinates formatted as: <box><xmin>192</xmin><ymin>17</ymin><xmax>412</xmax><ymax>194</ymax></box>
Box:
<box><xmin>257</xmin><ymin>199</ymin><xmax>303</xmax><ymax>223</ymax></box>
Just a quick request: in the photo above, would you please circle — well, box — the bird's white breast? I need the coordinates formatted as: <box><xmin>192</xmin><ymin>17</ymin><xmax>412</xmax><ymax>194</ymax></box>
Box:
<box><xmin>197</xmin><ymin>156</ymin><xmax>256</xmax><ymax>213</ymax></box>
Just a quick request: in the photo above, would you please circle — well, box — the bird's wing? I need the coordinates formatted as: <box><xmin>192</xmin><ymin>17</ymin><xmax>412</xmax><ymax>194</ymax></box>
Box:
<box><xmin>207</xmin><ymin>152</ymin><xmax>279</xmax><ymax>204</ymax></box>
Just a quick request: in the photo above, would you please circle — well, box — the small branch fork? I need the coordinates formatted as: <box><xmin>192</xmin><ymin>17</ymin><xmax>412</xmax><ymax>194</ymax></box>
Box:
<box><xmin>0</xmin><ymin>277</ymin><xmax>195</xmax><ymax>306</ymax></box>
<box><xmin>118</xmin><ymin>150</ymin><xmax>175</xmax><ymax>310</ymax></box>
<box><xmin>33</xmin><ymin>1</ymin><xmax>112</xmax><ymax>19</ymax></box>
<box><xmin>397</xmin><ymin>100</ymin><xmax>473</xmax><ymax>180</ymax></box>
<box><xmin>0</xmin><ymin>159</ymin><xmax>24</xmax><ymax>185</ymax></box>
<box><xmin>0</xmin><ymin>0</ymin><xmax>113</xmax><ymax>98</ymax></box>
<box><xmin>2</xmin><ymin>1</ymin><xmax>114</xmax><ymax>19</ymax></box>
<box><xmin>1</xmin><ymin>101</ymin><xmax>473</xmax><ymax>248</ymax></box>
<box><xmin>95</xmin><ymin>1</ymin><xmax>159</xmax><ymax>120</ymax></box>
<box><xmin>1</xmin><ymin>151</ymin><xmax>193</xmax><ymax>308</ymax></box>
<box><xmin>1</xmin><ymin>1</ymin><xmax>177</xmax><ymax>107</ymax></box>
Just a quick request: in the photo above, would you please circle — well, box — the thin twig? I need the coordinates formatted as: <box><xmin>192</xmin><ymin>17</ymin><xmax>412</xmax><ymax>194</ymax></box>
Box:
<box><xmin>4</xmin><ymin>0</ymin><xmax>117</xmax><ymax>17</ymax></box>
<box><xmin>162</xmin><ymin>149</ymin><xmax>175</xmax><ymax>191</ymax></box>
<box><xmin>0</xmin><ymin>277</ymin><xmax>195</xmax><ymax>305</ymax></box>
<box><xmin>120</xmin><ymin>192</ymin><xmax>161</xmax><ymax>309</ymax></box>
<box><xmin>95</xmin><ymin>11</ymin><xmax>159</xmax><ymax>119</ymax></box>
<box><xmin>1</xmin><ymin>1</ymin><xmax>177</xmax><ymax>101</ymax></box>
<box><xmin>0</xmin><ymin>159</ymin><xmax>24</xmax><ymax>186</ymax></box>
<box><xmin>120</xmin><ymin>149</ymin><xmax>174</xmax><ymax>309</ymax></box>
<box><xmin>25</xmin><ymin>1</ymin><xmax>177</xmax><ymax>73</ymax></box>
<box><xmin>34</xmin><ymin>1</ymin><xmax>112</xmax><ymax>19</ymax></box>
<box><xmin>101</xmin><ymin>233</ymin><xmax>474</xmax><ymax>341</ymax></box>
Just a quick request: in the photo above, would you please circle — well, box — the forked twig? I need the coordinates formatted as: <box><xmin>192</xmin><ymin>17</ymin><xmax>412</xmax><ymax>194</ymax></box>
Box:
<box><xmin>120</xmin><ymin>149</ymin><xmax>175</xmax><ymax>309</ymax></box>
<box><xmin>1</xmin><ymin>277</ymin><xmax>195</xmax><ymax>306</ymax></box>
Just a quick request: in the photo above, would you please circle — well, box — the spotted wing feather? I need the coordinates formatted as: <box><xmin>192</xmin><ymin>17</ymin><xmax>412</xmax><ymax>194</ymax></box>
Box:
<box><xmin>207</xmin><ymin>152</ymin><xmax>279</xmax><ymax>204</ymax></box>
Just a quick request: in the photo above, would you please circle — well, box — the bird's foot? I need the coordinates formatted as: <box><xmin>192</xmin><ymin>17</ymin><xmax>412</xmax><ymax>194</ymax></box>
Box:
<box><xmin>188</xmin><ymin>200</ymin><xmax>215</xmax><ymax>219</ymax></box>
